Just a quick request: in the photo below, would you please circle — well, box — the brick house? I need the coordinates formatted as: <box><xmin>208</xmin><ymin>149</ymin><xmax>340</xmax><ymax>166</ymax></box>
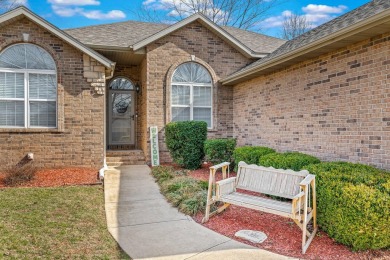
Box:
<box><xmin>0</xmin><ymin>0</ymin><xmax>388</xmax><ymax>172</ymax></box>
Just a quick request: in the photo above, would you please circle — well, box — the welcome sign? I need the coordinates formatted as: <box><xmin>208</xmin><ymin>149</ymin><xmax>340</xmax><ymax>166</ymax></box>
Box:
<box><xmin>150</xmin><ymin>126</ymin><xmax>160</xmax><ymax>166</ymax></box>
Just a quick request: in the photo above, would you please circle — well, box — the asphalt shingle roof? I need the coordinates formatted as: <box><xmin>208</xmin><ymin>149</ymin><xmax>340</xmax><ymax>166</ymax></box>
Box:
<box><xmin>65</xmin><ymin>20</ymin><xmax>169</xmax><ymax>48</ymax></box>
<box><xmin>233</xmin><ymin>0</ymin><xmax>390</xmax><ymax>75</ymax></box>
<box><xmin>64</xmin><ymin>20</ymin><xmax>285</xmax><ymax>54</ymax></box>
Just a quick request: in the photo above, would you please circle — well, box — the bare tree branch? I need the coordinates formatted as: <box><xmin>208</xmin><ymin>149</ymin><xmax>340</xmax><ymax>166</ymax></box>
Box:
<box><xmin>135</xmin><ymin>0</ymin><xmax>284</xmax><ymax>31</ymax></box>
<box><xmin>281</xmin><ymin>13</ymin><xmax>312</xmax><ymax>40</ymax></box>
<box><xmin>0</xmin><ymin>0</ymin><xmax>25</xmax><ymax>13</ymax></box>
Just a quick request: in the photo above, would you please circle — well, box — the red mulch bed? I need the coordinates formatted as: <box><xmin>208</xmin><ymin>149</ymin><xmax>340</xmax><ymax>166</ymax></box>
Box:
<box><xmin>185</xmin><ymin>163</ymin><xmax>390</xmax><ymax>260</ymax></box>
<box><xmin>0</xmin><ymin>167</ymin><xmax>100</xmax><ymax>188</ymax></box>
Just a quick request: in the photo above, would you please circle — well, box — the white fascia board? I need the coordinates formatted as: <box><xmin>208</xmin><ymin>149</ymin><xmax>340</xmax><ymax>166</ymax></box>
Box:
<box><xmin>0</xmin><ymin>7</ymin><xmax>115</xmax><ymax>69</ymax></box>
<box><xmin>132</xmin><ymin>13</ymin><xmax>266</xmax><ymax>58</ymax></box>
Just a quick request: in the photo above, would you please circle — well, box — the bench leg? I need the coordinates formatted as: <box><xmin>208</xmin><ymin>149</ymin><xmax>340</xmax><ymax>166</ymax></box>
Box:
<box><xmin>301</xmin><ymin>182</ymin><xmax>318</xmax><ymax>254</ymax></box>
<box><xmin>203</xmin><ymin>202</ymin><xmax>211</xmax><ymax>223</ymax></box>
<box><xmin>202</xmin><ymin>203</ymin><xmax>230</xmax><ymax>223</ymax></box>
<box><xmin>303</xmin><ymin>227</ymin><xmax>318</xmax><ymax>254</ymax></box>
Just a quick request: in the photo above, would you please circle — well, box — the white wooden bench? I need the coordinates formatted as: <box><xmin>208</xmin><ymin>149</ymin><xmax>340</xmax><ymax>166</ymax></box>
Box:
<box><xmin>202</xmin><ymin>161</ymin><xmax>317</xmax><ymax>254</ymax></box>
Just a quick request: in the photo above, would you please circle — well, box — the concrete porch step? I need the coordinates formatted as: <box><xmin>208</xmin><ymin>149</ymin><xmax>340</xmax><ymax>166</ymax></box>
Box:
<box><xmin>108</xmin><ymin>161</ymin><xmax>146</xmax><ymax>167</ymax></box>
<box><xmin>106</xmin><ymin>150</ymin><xmax>146</xmax><ymax>166</ymax></box>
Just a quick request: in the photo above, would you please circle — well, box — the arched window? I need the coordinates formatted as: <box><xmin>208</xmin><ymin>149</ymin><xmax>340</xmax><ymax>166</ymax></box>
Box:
<box><xmin>0</xmin><ymin>44</ymin><xmax>57</xmax><ymax>128</ymax></box>
<box><xmin>171</xmin><ymin>62</ymin><xmax>212</xmax><ymax>128</ymax></box>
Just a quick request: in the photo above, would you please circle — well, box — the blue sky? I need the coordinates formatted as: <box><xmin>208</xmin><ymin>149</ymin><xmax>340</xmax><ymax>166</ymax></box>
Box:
<box><xmin>18</xmin><ymin>0</ymin><xmax>371</xmax><ymax>37</ymax></box>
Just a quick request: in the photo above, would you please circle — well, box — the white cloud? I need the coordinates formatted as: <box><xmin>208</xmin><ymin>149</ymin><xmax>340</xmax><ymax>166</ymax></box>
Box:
<box><xmin>260</xmin><ymin>4</ymin><xmax>348</xmax><ymax>29</ymax></box>
<box><xmin>52</xmin><ymin>5</ymin><xmax>125</xmax><ymax>19</ymax></box>
<box><xmin>81</xmin><ymin>10</ymin><xmax>126</xmax><ymax>20</ymax></box>
<box><xmin>143</xmin><ymin>0</ymin><xmax>156</xmax><ymax>5</ymax></box>
<box><xmin>13</xmin><ymin>0</ymin><xmax>28</xmax><ymax>5</ymax></box>
<box><xmin>52</xmin><ymin>5</ymin><xmax>82</xmax><ymax>17</ymax></box>
<box><xmin>48</xmin><ymin>0</ymin><xmax>100</xmax><ymax>6</ymax></box>
<box><xmin>302</xmin><ymin>4</ymin><xmax>347</xmax><ymax>14</ymax></box>
<box><xmin>48</xmin><ymin>0</ymin><xmax>126</xmax><ymax>20</ymax></box>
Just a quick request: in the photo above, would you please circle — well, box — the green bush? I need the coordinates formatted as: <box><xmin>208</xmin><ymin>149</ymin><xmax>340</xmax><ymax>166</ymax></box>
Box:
<box><xmin>259</xmin><ymin>152</ymin><xmax>320</xmax><ymax>171</ymax></box>
<box><xmin>165</xmin><ymin>121</ymin><xmax>208</xmax><ymax>170</ymax></box>
<box><xmin>151</xmin><ymin>167</ymin><xmax>208</xmax><ymax>215</ymax></box>
<box><xmin>204</xmin><ymin>138</ymin><xmax>236</xmax><ymax>166</ymax></box>
<box><xmin>232</xmin><ymin>146</ymin><xmax>275</xmax><ymax>171</ymax></box>
<box><xmin>306</xmin><ymin>162</ymin><xmax>390</xmax><ymax>250</ymax></box>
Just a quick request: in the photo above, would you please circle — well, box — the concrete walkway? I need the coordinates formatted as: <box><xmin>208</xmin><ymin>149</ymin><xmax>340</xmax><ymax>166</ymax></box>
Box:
<box><xmin>104</xmin><ymin>165</ymin><xmax>294</xmax><ymax>260</ymax></box>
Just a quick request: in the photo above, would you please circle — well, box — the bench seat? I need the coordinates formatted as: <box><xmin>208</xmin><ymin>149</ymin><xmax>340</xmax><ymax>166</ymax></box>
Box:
<box><xmin>220</xmin><ymin>192</ymin><xmax>296</xmax><ymax>216</ymax></box>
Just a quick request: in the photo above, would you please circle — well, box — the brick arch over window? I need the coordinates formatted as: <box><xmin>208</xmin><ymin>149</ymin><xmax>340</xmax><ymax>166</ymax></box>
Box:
<box><xmin>165</xmin><ymin>57</ymin><xmax>219</xmax><ymax>129</ymax></box>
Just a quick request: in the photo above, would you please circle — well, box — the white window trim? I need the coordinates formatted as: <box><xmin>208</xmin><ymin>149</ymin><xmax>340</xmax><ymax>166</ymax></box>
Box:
<box><xmin>171</xmin><ymin>82</ymin><xmax>213</xmax><ymax>129</ymax></box>
<box><xmin>0</xmin><ymin>69</ymin><xmax>57</xmax><ymax>129</ymax></box>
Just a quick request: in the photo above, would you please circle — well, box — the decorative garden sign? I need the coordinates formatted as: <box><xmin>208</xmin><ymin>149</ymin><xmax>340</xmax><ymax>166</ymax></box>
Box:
<box><xmin>150</xmin><ymin>126</ymin><xmax>160</xmax><ymax>166</ymax></box>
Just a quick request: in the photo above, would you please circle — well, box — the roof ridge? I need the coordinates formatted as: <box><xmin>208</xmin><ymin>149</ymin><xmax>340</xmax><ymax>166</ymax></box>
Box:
<box><xmin>222</xmin><ymin>26</ymin><xmax>285</xmax><ymax>41</ymax></box>
<box><xmin>64</xmin><ymin>19</ymin><xmax>169</xmax><ymax>31</ymax></box>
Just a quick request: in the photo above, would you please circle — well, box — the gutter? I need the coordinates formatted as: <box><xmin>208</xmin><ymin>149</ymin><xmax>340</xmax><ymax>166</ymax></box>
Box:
<box><xmin>221</xmin><ymin>8</ymin><xmax>390</xmax><ymax>85</ymax></box>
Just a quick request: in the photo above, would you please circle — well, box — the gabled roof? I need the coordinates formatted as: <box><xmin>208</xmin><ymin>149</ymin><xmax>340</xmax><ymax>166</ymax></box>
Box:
<box><xmin>0</xmin><ymin>7</ymin><xmax>115</xmax><ymax>69</ymax></box>
<box><xmin>131</xmin><ymin>13</ymin><xmax>275</xmax><ymax>57</ymax></box>
<box><xmin>222</xmin><ymin>0</ymin><xmax>390</xmax><ymax>85</ymax></box>
<box><xmin>65</xmin><ymin>14</ymin><xmax>285</xmax><ymax>57</ymax></box>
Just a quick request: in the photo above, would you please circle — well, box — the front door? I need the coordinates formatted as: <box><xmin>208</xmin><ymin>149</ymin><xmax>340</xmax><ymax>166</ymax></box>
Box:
<box><xmin>108</xmin><ymin>77</ymin><xmax>136</xmax><ymax>146</ymax></box>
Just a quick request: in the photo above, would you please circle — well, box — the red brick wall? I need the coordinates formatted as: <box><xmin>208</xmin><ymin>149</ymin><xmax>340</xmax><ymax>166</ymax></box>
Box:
<box><xmin>233</xmin><ymin>32</ymin><xmax>390</xmax><ymax>170</ymax></box>
<box><xmin>0</xmin><ymin>18</ymin><xmax>105</xmax><ymax>168</ymax></box>
<box><xmin>144</xmin><ymin>21</ymin><xmax>253</xmax><ymax>162</ymax></box>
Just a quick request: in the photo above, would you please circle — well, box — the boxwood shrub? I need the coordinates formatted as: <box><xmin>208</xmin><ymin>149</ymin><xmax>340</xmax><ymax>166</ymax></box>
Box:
<box><xmin>204</xmin><ymin>138</ymin><xmax>236</xmax><ymax>165</ymax></box>
<box><xmin>259</xmin><ymin>152</ymin><xmax>320</xmax><ymax>171</ymax></box>
<box><xmin>232</xmin><ymin>146</ymin><xmax>275</xmax><ymax>171</ymax></box>
<box><xmin>165</xmin><ymin>121</ymin><xmax>208</xmax><ymax>170</ymax></box>
<box><xmin>306</xmin><ymin>162</ymin><xmax>390</xmax><ymax>250</ymax></box>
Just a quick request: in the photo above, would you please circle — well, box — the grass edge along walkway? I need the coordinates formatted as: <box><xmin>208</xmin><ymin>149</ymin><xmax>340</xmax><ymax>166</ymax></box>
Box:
<box><xmin>0</xmin><ymin>185</ymin><xmax>129</xmax><ymax>259</ymax></box>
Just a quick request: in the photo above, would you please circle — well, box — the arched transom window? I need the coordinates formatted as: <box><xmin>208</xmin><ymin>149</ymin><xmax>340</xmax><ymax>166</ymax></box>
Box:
<box><xmin>171</xmin><ymin>62</ymin><xmax>212</xmax><ymax>128</ymax></box>
<box><xmin>0</xmin><ymin>44</ymin><xmax>57</xmax><ymax>128</ymax></box>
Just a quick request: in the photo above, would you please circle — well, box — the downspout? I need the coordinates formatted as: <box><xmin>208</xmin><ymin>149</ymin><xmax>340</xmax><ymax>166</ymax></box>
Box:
<box><xmin>99</xmin><ymin>64</ymin><xmax>116</xmax><ymax>179</ymax></box>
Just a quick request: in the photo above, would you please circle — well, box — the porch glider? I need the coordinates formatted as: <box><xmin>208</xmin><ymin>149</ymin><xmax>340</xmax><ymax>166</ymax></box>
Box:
<box><xmin>203</xmin><ymin>161</ymin><xmax>317</xmax><ymax>254</ymax></box>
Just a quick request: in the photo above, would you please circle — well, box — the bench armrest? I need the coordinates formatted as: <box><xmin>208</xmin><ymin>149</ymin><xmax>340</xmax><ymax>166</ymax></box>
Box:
<box><xmin>292</xmin><ymin>191</ymin><xmax>305</xmax><ymax>200</ymax></box>
<box><xmin>210</xmin><ymin>162</ymin><xmax>230</xmax><ymax>170</ymax></box>
<box><xmin>300</xmin><ymin>174</ymin><xmax>315</xmax><ymax>186</ymax></box>
<box><xmin>216</xmin><ymin>177</ymin><xmax>236</xmax><ymax>198</ymax></box>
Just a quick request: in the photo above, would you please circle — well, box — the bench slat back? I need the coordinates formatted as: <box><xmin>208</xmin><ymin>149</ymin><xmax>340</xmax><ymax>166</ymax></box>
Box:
<box><xmin>236</xmin><ymin>162</ymin><xmax>309</xmax><ymax>199</ymax></box>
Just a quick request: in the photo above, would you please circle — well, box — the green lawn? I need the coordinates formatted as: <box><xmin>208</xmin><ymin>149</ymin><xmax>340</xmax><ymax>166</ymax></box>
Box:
<box><xmin>0</xmin><ymin>186</ymin><xmax>129</xmax><ymax>259</ymax></box>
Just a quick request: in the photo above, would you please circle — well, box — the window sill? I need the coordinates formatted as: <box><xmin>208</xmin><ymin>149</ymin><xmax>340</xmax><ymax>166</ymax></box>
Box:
<box><xmin>207</xmin><ymin>128</ymin><xmax>218</xmax><ymax>132</ymax></box>
<box><xmin>0</xmin><ymin>128</ymin><xmax>64</xmax><ymax>133</ymax></box>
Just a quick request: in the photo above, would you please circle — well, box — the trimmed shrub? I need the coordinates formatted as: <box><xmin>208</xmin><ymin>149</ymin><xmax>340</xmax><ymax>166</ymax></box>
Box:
<box><xmin>306</xmin><ymin>162</ymin><xmax>390</xmax><ymax>250</ymax></box>
<box><xmin>232</xmin><ymin>146</ymin><xmax>275</xmax><ymax>171</ymax></box>
<box><xmin>204</xmin><ymin>138</ymin><xmax>236</xmax><ymax>165</ymax></box>
<box><xmin>165</xmin><ymin>121</ymin><xmax>208</xmax><ymax>170</ymax></box>
<box><xmin>259</xmin><ymin>152</ymin><xmax>320</xmax><ymax>171</ymax></box>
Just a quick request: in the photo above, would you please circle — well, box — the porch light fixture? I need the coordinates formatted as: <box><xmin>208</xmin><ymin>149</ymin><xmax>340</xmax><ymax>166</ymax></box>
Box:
<box><xmin>135</xmin><ymin>82</ymin><xmax>141</xmax><ymax>94</ymax></box>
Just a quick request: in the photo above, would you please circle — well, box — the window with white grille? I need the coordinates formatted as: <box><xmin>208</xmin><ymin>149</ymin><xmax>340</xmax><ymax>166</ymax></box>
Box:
<box><xmin>171</xmin><ymin>62</ymin><xmax>212</xmax><ymax>128</ymax></box>
<box><xmin>0</xmin><ymin>44</ymin><xmax>57</xmax><ymax>128</ymax></box>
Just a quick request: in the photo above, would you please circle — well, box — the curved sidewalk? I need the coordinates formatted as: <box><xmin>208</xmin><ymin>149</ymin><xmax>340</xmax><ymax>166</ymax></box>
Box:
<box><xmin>104</xmin><ymin>165</ymin><xmax>294</xmax><ymax>260</ymax></box>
